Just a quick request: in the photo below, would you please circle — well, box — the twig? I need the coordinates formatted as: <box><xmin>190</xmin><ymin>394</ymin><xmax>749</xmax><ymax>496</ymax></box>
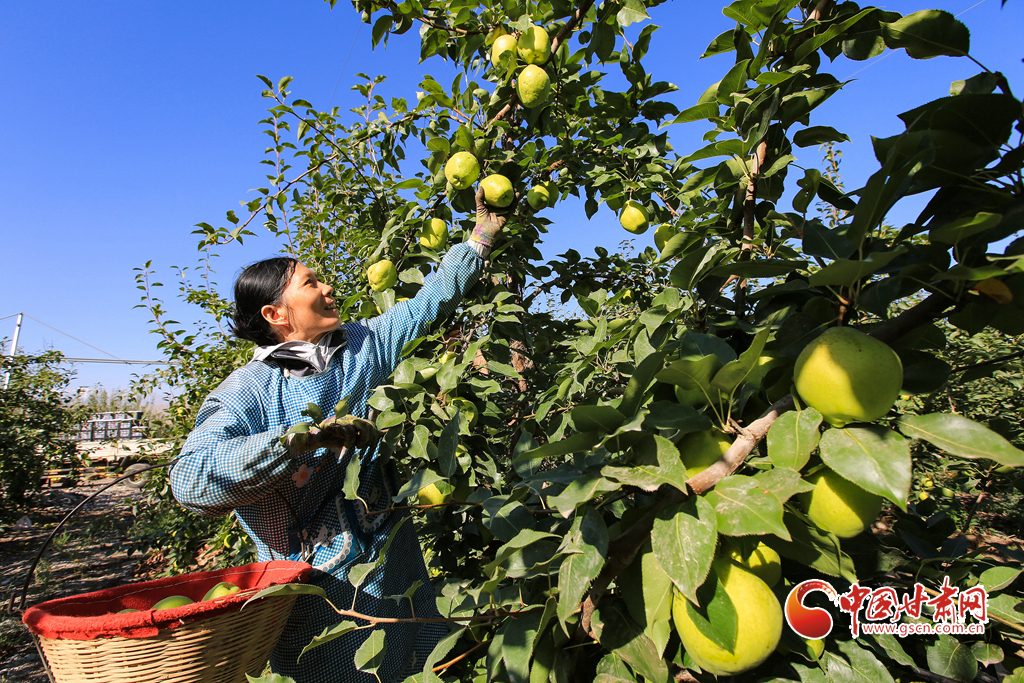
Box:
<box><xmin>433</xmin><ymin>639</ymin><xmax>490</xmax><ymax>673</ymax></box>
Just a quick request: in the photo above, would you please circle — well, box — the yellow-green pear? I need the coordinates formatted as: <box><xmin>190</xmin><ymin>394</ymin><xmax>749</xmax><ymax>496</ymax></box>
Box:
<box><xmin>620</xmin><ymin>201</ymin><xmax>649</xmax><ymax>234</ymax></box>
<box><xmin>419</xmin><ymin>218</ymin><xmax>448</xmax><ymax>250</ymax></box>
<box><xmin>201</xmin><ymin>581</ymin><xmax>241</xmax><ymax>601</ymax></box>
<box><xmin>677</xmin><ymin>429</ymin><xmax>732</xmax><ymax>478</ymax></box>
<box><xmin>151</xmin><ymin>595</ymin><xmax>194</xmax><ymax>611</ymax></box>
<box><xmin>517</xmin><ymin>25</ymin><xmax>551</xmax><ymax>64</ymax></box>
<box><xmin>480</xmin><ymin>174</ymin><xmax>514</xmax><ymax>208</ymax></box>
<box><xmin>672</xmin><ymin>558</ymin><xmax>782</xmax><ymax>676</ymax></box>
<box><xmin>444</xmin><ymin>151</ymin><xmax>481</xmax><ymax>190</ymax></box>
<box><xmin>367</xmin><ymin>260</ymin><xmax>398</xmax><ymax>292</ymax></box>
<box><xmin>516</xmin><ymin>65</ymin><xmax>551</xmax><ymax>108</ymax></box>
<box><xmin>490</xmin><ymin>33</ymin><xmax>518</xmax><ymax>67</ymax></box>
<box><xmin>793</xmin><ymin>327</ymin><xmax>903</xmax><ymax>427</ymax></box>
<box><xmin>799</xmin><ymin>467</ymin><xmax>883</xmax><ymax>538</ymax></box>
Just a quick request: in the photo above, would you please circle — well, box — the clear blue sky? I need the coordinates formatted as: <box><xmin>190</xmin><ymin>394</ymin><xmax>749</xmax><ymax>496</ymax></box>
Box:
<box><xmin>2</xmin><ymin>0</ymin><xmax>1021</xmax><ymax>399</ymax></box>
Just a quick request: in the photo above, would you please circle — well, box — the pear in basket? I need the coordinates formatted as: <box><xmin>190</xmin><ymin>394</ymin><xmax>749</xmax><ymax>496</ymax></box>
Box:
<box><xmin>202</xmin><ymin>581</ymin><xmax>241</xmax><ymax>601</ymax></box>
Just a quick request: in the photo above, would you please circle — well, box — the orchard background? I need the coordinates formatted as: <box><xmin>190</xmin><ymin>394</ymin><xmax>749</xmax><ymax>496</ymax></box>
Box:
<box><xmin>116</xmin><ymin>0</ymin><xmax>1024</xmax><ymax>681</ymax></box>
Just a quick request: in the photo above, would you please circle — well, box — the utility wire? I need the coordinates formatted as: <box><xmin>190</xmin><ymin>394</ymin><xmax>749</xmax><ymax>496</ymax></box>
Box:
<box><xmin>329</xmin><ymin>24</ymin><xmax>362</xmax><ymax>109</ymax></box>
<box><xmin>20</xmin><ymin>314</ymin><xmax>125</xmax><ymax>361</ymax></box>
<box><xmin>844</xmin><ymin>0</ymin><xmax>988</xmax><ymax>80</ymax></box>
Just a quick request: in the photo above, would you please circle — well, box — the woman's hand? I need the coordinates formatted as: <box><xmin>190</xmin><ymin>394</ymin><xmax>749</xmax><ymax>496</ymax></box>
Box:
<box><xmin>470</xmin><ymin>186</ymin><xmax>519</xmax><ymax>249</ymax></box>
<box><xmin>284</xmin><ymin>415</ymin><xmax>381</xmax><ymax>455</ymax></box>
<box><xmin>314</xmin><ymin>415</ymin><xmax>381</xmax><ymax>450</ymax></box>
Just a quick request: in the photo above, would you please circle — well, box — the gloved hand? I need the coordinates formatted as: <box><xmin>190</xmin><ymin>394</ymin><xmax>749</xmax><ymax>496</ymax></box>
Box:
<box><xmin>471</xmin><ymin>185</ymin><xmax>518</xmax><ymax>249</ymax></box>
<box><xmin>315</xmin><ymin>415</ymin><xmax>381</xmax><ymax>450</ymax></box>
<box><xmin>283</xmin><ymin>415</ymin><xmax>380</xmax><ymax>455</ymax></box>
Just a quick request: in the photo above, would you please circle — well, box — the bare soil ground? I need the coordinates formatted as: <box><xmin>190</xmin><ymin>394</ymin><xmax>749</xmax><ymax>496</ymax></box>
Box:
<box><xmin>0</xmin><ymin>481</ymin><xmax>153</xmax><ymax>683</ymax></box>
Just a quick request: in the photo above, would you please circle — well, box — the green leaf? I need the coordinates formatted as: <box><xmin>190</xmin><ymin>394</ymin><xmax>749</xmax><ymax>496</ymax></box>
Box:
<box><xmin>684</xmin><ymin>569</ymin><xmax>737</xmax><ymax>652</ymax></box>
<box><xmin>619</xmin><ymin>351</ymin><xmax>666</xmax><ymax>417</ymax></box>
<box><xmin>572</xmin><ymin>405</ymin><xmax>627</xmax><ymax>434</ymax></box>
<box><xmin>518</xmin><ymin>431</ymin><xmax>604</xmax><ymax>462</ymax></box>
<box><xmin>656</xmin><ymin>355</ymin><xmax>724</xmax><ymax>407</ymax></box>
<box><xmin>299</xmin><ymin>620</ymin><xmax>358</xmax><ymax>661</ymax></box>
<box><xmin>603</xmin><ymin>433</ymin><xmax>690</xmax><ymax>494</ymax></box>
<box><xmin>706</xmin><ymin>475</ymin><xmax>791</xmax><ymax>540</ymax></box>
<box><xmin>548</xmin><ymin>470</ymin><xmax>621</xmax><ymax>518</ymax></box>
<box><xmin>484</xmin><ymin>529</ymin><xmax>559</xmax><ymax>576</ymax></box>
<box><xmin>882</xmin><ymin>10</ymin><xmax>970</xmax><ymax>59</ymax></box>
<box><xmin>793</xmin><ymin>126</ymin><xmax>851</xmax><ymax>148</ymax></box>
<box><xmin>243</xmin><ymin>582</ymin><xmax>327</xmax><ymax>608</ymax></box>
<box><xmin>621</xmin><ymin>543</ymin><xmax>674</xmax><ymax>656</ymax></box>
<box><xmin>767</xmin><ymin>407</ymin><xmax>822</xmax><ymax>471</ymax></box>
<box><xmin>246</xmin><ymin>674</ymin><xmax>296</xmax><ymax>683</ymax></box>
<box><xmin>592</xmin><ymin>601</ymin><xmax>670</xmax><ymax>683</ymax></box>
<box><xmin>557</xmin><ymin>509</ymin><xmax>608</xmax><ymax>631</ymax></box>
<box><xmin>808</xmin><ymin>247</ymin><xmax>906</xmax><ymax>287</ymax></box>
<box><xmin>502</xmin><ymin>609</ymin><xmax>543</xmax><ymax>683</ymax></box>
<box><xmin>897</xmin><ymin>413</ymin><xmax>1024</xmax><ymax>467</ymax></box>
<box><xmin>422</xmin><ymin>627</ymin><xmax>466</xmax><ymax>676</ymax></box>
<box><xmin>988</xmin><ymin>593</ymin><xmax>1024</xmax><ymax>626</ymax></box>
<box><xmin>643</xmin><ymin>402</ymin><xmax>713</xmax><ymax>433</ymax></box>
<box><xmin>651</xmin><ymin>496</ymin><xmax>717</xmax><ymax>604</ymax></box>
<box><xmin>437</xmin><ymin>413</ymin><xmax>460</xmax><ymax>478</ymax></box>
<box><xmin>353</xmin><ymin>629</ymin><xmax>387</xmax><ymax>674</ymax></box>
<box><xmin>971</xmin><ymin>642</ymin><xmax>1004</xmax><ymax>667</ymax></box>
<box><xmin>774</xmin><ymin>511</ymin><xmax>857</xmax><ymax>581</ymax></box>
<box><xmin>754</xmin><ymin>467</ymin><xmax>814</xmax><ymax>503</ymax></box>
<box><xmin>929</xmin><ymin>212</ymin><xmax>1001</xmax><ymax>245</ymax></box>
<box><xmin>616</xmin><ymin>0</ymin><xmax>650</xmax><ymax>27</ymax></box>
<box><xmin>979</xmin><ymin>566</ymin><xmax>1021</xmax><ymax>592</ymax></box>
<box><xmin>670</xmin><ymin>102</ymin><xmax>719</xmax><ymax>125</ymax></box>
<box><xmin>303</xmin><ymin>403</ymin><xmax>324</xmax><ymax>423</ymax></box>
<box><xmin>819</xmin><ymin>425</ymin><xmax>912</xmax><ymax>510</ymax></box>
<box><xmin>711</xmin><ymin>329</ymin><xmax>770</xmax><ymax>394</ymax></box>
<box><xmin>925</xmin><ymin>635</ymin><xmax>977</xmax><ymax>683</ymax></box>
<box><xmin>482</xmin><ymin>498</ymin><xmax>535</xmax><ymax>541</ymax></box>
<box><xmin>826</xmin><ymin>639</ymin><xmax>896</xmax><ymax>683</ymax></box>
<box><xmin>709</xmin><ymin>259</ymin><xmax>808</xmax><ymax>278</ymax></box>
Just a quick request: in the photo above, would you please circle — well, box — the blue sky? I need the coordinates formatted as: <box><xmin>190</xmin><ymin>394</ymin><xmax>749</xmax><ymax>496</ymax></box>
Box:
<box><xmin>2</xmin><ymin>0</ymin><xmax>1021</xmax><ymax>398</ymax></box>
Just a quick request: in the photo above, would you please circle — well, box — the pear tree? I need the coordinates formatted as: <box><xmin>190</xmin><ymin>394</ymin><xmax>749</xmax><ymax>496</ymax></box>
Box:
<box><xmin>140</xmin><ymin>1</ymin><xmax>1024</xmax><ymax>681</ymax></box>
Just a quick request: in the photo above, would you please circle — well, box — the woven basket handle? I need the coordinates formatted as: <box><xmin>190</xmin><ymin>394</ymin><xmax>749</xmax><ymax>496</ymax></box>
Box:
<box><xmin>6</xmin><ymin>461</ymin><xmax>173</xmax><ymax>617</ymax></box>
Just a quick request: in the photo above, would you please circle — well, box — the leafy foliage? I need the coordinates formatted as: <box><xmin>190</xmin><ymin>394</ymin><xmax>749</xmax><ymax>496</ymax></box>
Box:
<box><xmin>135</xmin><ymin>0</ymin><xmax>1024</xmax><ymax>680</ymax></box>
<box><xmin>0</xmin><ymin>350</ymin><xmax>88</xmax><ymax>519</ymax></box>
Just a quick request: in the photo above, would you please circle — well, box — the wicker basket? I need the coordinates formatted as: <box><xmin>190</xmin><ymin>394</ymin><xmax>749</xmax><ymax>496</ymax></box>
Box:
<box><xmin>23</xmin><ymin>561</ymin><xmax>311</xmax><ymax>683</ymax></box>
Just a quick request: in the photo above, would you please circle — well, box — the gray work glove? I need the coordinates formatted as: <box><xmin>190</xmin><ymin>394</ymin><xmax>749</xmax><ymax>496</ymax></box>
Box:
<box><xmin>283</xmin><ymin>415</ymin><xmax>380</xmax><ymax>455</ymax></box>
<box><xmin>470</xmin><ymin>186</ymin><xmax>518</xmax><ymax>249</ymax></box>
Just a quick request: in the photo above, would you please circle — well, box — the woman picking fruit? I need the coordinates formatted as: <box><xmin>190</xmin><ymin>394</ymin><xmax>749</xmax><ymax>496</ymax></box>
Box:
<box><xmin>169</xmin><ymin>187</ymin><xmax>513</xmax><ymax>683</ymax></box>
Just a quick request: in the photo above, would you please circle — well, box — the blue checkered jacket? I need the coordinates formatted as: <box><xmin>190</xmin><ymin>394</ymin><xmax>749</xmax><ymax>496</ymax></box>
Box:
<box><xmin>170</xmin><ymin>243</ymin><xmax>484</xmax><ymax>683</ymax></box>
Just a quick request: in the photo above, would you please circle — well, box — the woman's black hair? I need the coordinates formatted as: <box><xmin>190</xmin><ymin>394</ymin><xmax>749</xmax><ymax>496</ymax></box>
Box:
<box><xmin>230</xmin><ymin>257</ymin><xmax>299</xmax><ymax>346</ymax></box>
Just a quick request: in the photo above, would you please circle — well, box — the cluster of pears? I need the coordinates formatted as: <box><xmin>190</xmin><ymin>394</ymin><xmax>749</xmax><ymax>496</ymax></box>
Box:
<box><xmin>116</xmin><ymin>581</ymin><xmax>241</xmax><ymax>614</ymax></box>
<box><xmin>792</xmin><ymin>327</ymin><xmax>903</xmax><ymax>538</ymax></box>
<box><xmin>489</xmin><ymin>26</ymin><xmax>552</xmax><ymax>109</ymax></box>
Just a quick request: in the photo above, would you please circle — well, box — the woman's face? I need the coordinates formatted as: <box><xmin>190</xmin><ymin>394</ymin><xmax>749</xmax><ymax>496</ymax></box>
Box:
<box><xmin>262</xmin><ymin>262</ymin><xmax>339</xmax><ymax>343</ymax></box>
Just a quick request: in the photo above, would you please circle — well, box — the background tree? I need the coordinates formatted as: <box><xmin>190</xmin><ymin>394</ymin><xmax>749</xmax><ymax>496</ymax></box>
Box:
<box><xmin>0</xmin><ymin>349</ymin><xmax>89</xmax><ymax>519</ymax></box>
<box><xmin>133</xmin><ymin>1</ymin><xmax>1024</xmax><ymax>680</ymax></box>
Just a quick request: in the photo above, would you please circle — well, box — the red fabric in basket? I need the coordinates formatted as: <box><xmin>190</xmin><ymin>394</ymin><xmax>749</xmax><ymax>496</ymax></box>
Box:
<box><xmin>23</xmin><ymin>561</ymin><xmax>311</xmax><ymax>641</ymax></box>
